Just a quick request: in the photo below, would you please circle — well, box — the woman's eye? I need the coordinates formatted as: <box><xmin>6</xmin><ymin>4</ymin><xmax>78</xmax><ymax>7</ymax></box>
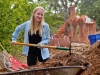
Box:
<box><xmin>37</xmin><ymin>13</ymin><xmax>40</xmax><ymax>15</ymax></box>
<box><xmin>41</xmin><ymin>14</ymin><xmax>43</xmax><ymax>16</ymax></box>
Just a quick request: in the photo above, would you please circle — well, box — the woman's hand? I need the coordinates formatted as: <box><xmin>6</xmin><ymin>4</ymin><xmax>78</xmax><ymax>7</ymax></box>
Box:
<box><xmin>11</xmin><ymin>41</ymin><xmax>17</xmax><ymax>45</ymax></box>
<box><xmin>37</xmin><ymin>42</ymin><xmax>43</xmax><ymax>49</ymax></box>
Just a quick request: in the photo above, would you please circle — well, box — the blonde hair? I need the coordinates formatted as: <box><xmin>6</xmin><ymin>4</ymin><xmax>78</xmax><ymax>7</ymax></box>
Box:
<box><xmin>30</xmin><ymin>6</ymin><xmax>44</xmax><ymax>36</ymax></box>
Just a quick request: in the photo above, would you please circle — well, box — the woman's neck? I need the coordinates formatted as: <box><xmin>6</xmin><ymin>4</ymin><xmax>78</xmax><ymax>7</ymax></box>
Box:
<box><xmin>35</xmin><ymin>22</ymin><xmax>40</xmax><ymax>30</ymax></box>
<box><xmin>35</xmin><ymin>20</ymin><xmax>40</xmax><ymax>26</ymax></box>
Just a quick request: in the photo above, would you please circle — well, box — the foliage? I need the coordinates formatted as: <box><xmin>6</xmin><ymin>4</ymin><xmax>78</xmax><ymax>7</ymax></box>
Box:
<box><xmin>0</xmin><ymin>0</ymin><xmax>37</xmax><ymax>53</ymax></box>
<box><xmin>0</xmin><ymin>0</ymin><xmax>64</xmax><ymax>55</ymax></box>
<box><xmin>44</xmin><ymin>0</ymin><xmax>80</xmax><ymax>21</ymax></box>
<box><xmin>77</xmin><ymin>0</ymin><xmax>100</xmax><ymax>28</ymax></box>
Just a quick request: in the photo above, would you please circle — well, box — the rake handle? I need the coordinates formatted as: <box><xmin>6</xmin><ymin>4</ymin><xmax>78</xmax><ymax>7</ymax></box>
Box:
<box><xmin>15</xmin><ymin>42</ymin><xmax>70</xmax><ymax>50</ymax></box>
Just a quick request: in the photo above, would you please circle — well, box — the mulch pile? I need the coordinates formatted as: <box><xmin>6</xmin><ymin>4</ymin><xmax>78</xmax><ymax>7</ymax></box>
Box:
<box><xmin>28</xmin><ymin>41</ymin><xmax>100</xmax><ymax>75</ymax></box>
<box><xmin>81</xmin><ymin>41</ymin><xmax>100</xmax><ymax>75</ymax></box>
<box><xmin>29</xmin><ymin>51</ymin><xmax>86</xmax><ymax>69</ymax></box>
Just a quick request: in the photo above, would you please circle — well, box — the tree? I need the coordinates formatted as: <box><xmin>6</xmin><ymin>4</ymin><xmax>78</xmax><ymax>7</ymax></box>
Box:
<box><xmin>77</xmin><ymin>0</ymin><xmax>100</xmax><ymax>28</ymax></box>
<box><xmin>43</xmin><ymin>0</ymin><xmax>80</xmax><ymax>21</ymax></box>
<box><xmin>0</xmin><ymin>0</ymin><xmax>37</xmax><ymax>53</ymax></box>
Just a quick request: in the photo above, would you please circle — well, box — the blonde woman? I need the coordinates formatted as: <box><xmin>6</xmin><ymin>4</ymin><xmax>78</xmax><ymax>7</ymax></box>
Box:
<box><xmin>12</xmin><ymin>6</ymin><xmax>50</xmax><ymax>66</ymax></box>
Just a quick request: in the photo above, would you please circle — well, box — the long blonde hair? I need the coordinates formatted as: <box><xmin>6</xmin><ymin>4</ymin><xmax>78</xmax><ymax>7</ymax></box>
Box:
<box><xmin>30</xmin><ymin>6</ymin><xmax>44</xmax><ymax>36</ymax></box>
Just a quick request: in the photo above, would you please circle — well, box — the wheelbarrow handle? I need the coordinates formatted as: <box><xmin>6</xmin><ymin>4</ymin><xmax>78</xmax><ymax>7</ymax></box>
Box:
<box><xmin>14</xmin><ymin>42</ymin><xmax>70</xmax><ymax>51</ymax></box>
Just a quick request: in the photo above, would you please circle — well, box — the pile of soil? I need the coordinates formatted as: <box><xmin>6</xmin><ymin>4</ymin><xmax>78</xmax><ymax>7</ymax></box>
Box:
<box><xmin>81</xmin><ymin>41</ymin><xmax>100</xmax><ymax>75</ymax></box>
<box><xmin>29</xmin><ymin>51</ymin><xmax>87</xmax><ymax>69</ymax></box>
<box><xmin>27</xmin><ymin>41</ymin><xmax>100</xmax><ymax>75</ymax></box>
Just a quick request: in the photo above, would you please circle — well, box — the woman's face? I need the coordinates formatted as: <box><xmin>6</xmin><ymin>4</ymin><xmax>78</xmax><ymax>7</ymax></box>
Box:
<box><xmin>34</xmin><ymin>8</ymin><xmax>44</xmax><ymax>22</ymax></box>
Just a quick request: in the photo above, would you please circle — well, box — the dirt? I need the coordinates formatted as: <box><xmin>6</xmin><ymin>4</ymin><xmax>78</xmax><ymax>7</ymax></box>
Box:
<box><xmin>26</xmin><ymin>41</ymin><xmax>100</xmax><ymax>75</ymax></box>
<box><xmin>81</xmin><ymin>41</ymin><xmax>100</xmax><ymax>75</ymax></box>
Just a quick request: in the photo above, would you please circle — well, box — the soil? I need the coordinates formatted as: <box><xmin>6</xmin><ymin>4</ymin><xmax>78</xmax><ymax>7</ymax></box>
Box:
<box><xmin>2</xmin><ymin>40</ymin><xmax>100</xmax><ymax>75</ymax></box>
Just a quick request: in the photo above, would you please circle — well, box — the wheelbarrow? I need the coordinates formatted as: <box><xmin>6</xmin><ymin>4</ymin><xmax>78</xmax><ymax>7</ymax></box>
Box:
<box><xmin>0</xmin><ymin>42</ymin><xmax>90</xmax><ymax>75</ymax></box>
<box><xmin>0</xmin><ymin>63</ymin><xmax>90</xmax><ymax>75</ymax></box>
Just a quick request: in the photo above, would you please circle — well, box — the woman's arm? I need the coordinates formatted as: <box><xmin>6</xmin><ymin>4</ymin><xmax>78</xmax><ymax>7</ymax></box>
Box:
<box><xmin>12</xmin><ymin>21</ymin><xmax>28</xmax><ymax>41</ymax></box>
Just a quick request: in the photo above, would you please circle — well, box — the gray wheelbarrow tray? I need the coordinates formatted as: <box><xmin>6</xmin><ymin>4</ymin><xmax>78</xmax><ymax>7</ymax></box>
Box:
<box><xmin>0</xmin><ymin>63</ymin><xmax>91</xmax><ymax>75</ymax></box>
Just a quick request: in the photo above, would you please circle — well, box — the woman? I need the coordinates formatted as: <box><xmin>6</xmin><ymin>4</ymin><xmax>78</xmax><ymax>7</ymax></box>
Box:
<box><xmin>12</xmin><ymin>6</ymin><xmax>50</xmax><ymax>66</ymax></box>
